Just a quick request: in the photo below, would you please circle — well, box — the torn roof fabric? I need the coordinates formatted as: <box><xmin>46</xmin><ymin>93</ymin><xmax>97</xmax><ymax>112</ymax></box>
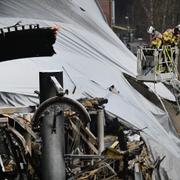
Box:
<box><xmin>0</xmin><ymin>0</ymin><xmax>180</xmax><ymax>179</ymax></box>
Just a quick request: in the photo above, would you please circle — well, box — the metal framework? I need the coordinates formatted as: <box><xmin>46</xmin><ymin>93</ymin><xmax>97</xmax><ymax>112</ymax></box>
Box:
<box><xmin>137</xmin><ymin>45</ymin><xmax>180</xmax><ymax>113</ymax></box>
<box><xmin>137</xmin><ymin>46</ymin><xmax>179</xmax><ymax>82</ymax></box>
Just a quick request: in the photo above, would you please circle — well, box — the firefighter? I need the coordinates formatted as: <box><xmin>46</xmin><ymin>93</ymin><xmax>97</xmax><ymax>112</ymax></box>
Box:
<box><xmin>161</xmin><ymin>25</ymin><xmax>180</xmax><ymax>73</ymax></box>
<box><xmin>162</xmin><ymin>25</ymin><xmax>180</xmax><ymax>46</ymax></box>
<box><xmin>174</xmin><ymin>24</ymin><xmax>180</xmax><ymax>45</ymax></box>
<box><xmin>147</xmin><ymin>26</ymin><xmax>162</xmax><ymax>48</ymax></box>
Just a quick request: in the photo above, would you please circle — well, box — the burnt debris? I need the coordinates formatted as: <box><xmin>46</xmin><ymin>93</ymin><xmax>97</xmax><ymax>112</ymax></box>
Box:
<box><xmin>0</xmin><ymin>96</ymin><xmax>155</xmax><ymax>180</ymax></box>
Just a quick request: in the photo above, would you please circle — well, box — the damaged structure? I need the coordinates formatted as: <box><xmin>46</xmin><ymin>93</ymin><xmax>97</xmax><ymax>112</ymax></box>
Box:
<box><xmin>0</xmin><ymin>0</ymin><xmax>180</xmax><ymax>180</ymax></box>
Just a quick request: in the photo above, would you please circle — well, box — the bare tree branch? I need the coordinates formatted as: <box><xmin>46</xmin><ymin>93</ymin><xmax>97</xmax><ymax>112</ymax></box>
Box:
<box><xmin>140</xmin><ymin>0</ymin><xmax>153</xmax><ymax>25</ymax></box>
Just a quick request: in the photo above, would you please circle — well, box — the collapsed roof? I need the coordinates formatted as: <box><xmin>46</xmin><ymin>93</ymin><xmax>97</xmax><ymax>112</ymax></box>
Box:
<box><xmin>0</xmin><ymin>0</ymin><xmax>179</xmax><ymax>179</ymax></box>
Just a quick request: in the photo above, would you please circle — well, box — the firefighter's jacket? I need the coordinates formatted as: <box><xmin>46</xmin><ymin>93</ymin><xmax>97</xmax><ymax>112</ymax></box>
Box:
<box><xmin>162</xmin><ymin>29</ymin><xmax>180</xmax><ymax>46</ymax></box>
<box><xmin>151</xmin><ymin>31</ymin><xmax>162</xmax><ymax>48</ymax></box>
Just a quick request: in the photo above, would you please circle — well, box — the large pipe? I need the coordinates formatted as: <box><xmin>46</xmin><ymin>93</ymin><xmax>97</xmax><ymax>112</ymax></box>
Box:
<box><xmin>41</xmin><ymin>111</ymin><xmax>65</xmax><ymax>180</ymax></box>
<box><xmin>39</xmin><ymin>71</ymin><xmax>65</xmax><ymax>180</ymax></box>
<box><xmin>97</xmin><ymin>109</ymin><xmax>104</xmax><ymax>155</ymax></box>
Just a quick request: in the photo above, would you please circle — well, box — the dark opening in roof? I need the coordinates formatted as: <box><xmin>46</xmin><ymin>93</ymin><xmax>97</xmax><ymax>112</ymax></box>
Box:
<box><xmin>0</xmin><ymin>24</ymin><xmax>56</xmax><ymax>61</ymax></box>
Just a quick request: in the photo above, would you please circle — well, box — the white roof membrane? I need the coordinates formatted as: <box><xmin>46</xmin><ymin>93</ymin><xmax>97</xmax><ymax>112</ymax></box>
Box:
<box><xmin>0</xmin><ymin>0</ymin><xmax>179</xmax><ymax>179</ymax></box>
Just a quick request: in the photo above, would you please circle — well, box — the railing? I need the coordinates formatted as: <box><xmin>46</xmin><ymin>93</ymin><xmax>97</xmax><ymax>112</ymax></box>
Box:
<box><xmin>137</xmin><ymin>46</ymin><xmax>179</xmax><ymax>82</ymax></box>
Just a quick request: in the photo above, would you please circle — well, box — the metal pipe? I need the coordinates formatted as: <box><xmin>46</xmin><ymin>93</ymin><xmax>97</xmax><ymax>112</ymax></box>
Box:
<box><xmin>50</xmin><ymin>76</ymin><xmax>64</xmax><ymax>95</ymax></box>
<box><xmin>41</xmin><ymin>111</ymin><xmax>65</xmax><ymax>180</ymax></box>
<box><xmin>111</xmin><ymin>0</ymin><xmax>115</xmax><ymax>25</ymax></box>
<box><xmin>134</xmin><ymin>163</ymin><xmax>143</xmax><ymax>180</ymax></box>
<box><xmin>39</xmin><ymin>71</ymin><xmax>65</xmax><ymax>180</ymax></box>
<box><xmin>97</xmin><ymin>109</ymin><xmax>104</xmax><ymax>155</ymax></box>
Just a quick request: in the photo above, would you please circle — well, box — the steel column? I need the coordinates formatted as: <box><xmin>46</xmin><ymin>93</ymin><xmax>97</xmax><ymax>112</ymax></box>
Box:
<box><xmin>41</xmin><ymin>111</ymin><xmax>65</xmax><ymax>180</ymax></box>
<box><xmin>97</xmin><ymin>109</ymin><xmax>104</xmax><ymax>154</ymax></box>
<box><xmin>39</xmin><ymin>71</ymin><xmax>65</xmax><ymax>180</ymax></box>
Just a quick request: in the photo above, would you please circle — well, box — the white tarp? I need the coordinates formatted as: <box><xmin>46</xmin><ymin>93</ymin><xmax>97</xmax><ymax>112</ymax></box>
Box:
<box><xmin>0</xmin><ymin>0</ymin><xmax>179</xmax><ymax>179</ymax></box>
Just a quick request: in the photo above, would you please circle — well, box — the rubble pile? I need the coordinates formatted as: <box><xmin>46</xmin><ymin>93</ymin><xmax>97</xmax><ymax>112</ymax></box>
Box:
<box><xmin>0</xmin><ymin>97</ymin><xmax>154</xmax><ymax>179</ymax></box>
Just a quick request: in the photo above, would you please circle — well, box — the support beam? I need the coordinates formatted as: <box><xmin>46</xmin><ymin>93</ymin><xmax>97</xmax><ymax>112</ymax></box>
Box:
<box><xmin>97</xmin><ymin>109</ymin><xmax>104</xmax><ymax>154</ymax></box>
